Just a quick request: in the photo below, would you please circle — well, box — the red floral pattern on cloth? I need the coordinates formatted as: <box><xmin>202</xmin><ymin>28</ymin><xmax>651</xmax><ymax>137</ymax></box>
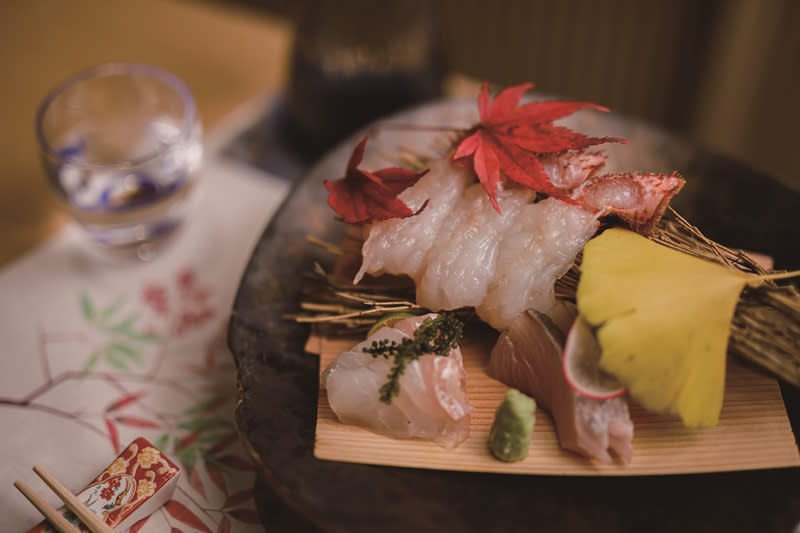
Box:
<box><xmin>142</xmin><ymin>268</ymin><xmax>215</xmax><ymax>337</ymax></box>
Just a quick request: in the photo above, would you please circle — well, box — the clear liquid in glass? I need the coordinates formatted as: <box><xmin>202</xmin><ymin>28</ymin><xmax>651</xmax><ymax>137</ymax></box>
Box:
<box><xmin>48</xmin><ymin>117</ymin><xmax>203</xmax><ymax>255</ymax></box>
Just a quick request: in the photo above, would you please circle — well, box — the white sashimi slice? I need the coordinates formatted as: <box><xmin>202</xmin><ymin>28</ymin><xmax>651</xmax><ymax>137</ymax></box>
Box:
<box><xmin>355</xmin><ymin>159</ymin><xmax>472</xmax><ymax>283</ymax></box>
<box><xmin>322</xmin><ymin>314</ymin><xmax>472</xmax><ymax>448</ymax></box>
<box><xmin>477</xmin><ymin>198</ymin><xmax>599</xmax><ymax>330</ymax></box>
<box><xmin>415</xmin><ymin>184</ymin><xmax>533</xmax><ymax>311</ymax></box>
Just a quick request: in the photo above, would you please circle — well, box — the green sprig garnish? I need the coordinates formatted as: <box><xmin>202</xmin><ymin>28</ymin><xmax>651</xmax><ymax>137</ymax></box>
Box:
<box><xmin>363</xmin><ymin>313</ymin><xmax>464</xmax><ymax>404</ymax></box>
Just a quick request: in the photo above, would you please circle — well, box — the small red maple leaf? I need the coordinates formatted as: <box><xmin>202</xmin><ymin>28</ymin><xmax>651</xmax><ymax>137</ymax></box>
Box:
<box><xmin>324</xmin><ymin>136</ymin><xmax>429</xmax><ymax>224</ymax></box>
<box><xmin>453</xmin><ymin>82</ymin><xmax>625</xmax><ymax>212</ymax></box>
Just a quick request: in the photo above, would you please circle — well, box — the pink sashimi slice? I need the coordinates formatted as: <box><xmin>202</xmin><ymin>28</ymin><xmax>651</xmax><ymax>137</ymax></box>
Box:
<box><xmin>488</xmin><ymin>309</ymin><xmax>634</xmax><ymax>464</ymax></box>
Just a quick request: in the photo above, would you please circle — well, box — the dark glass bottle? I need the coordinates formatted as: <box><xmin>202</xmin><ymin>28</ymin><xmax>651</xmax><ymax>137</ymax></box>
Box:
<box><xmin>285</xmin><ymin>0</ymin><xmax>443</xmax><ymax>160</ymax></box>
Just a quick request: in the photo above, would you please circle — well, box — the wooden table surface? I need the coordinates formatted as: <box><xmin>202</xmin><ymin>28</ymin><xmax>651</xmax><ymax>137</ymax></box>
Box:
<box><xmin>0</xmin><ymin>0</ymin><xmax>293</xmax><ymax>267</ymax></box>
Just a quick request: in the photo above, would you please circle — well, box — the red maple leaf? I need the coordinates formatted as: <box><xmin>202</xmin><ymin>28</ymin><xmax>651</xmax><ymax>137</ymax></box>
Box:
<box><xmin>453</xmin><ymin>82</ymin><xmax>625</xmax><ymax>212</ymax></box>
<box><xmin>324</xmin><ymin>136</ymin><xmax>429</xmax><ymax>224</ymax></box>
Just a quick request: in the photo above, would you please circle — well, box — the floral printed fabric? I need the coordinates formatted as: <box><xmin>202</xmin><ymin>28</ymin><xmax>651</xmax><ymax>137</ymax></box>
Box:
<box><xmin>0</xmin><ymin>124</ymin><xmax>290</xmax><ymax>532</ymax></box>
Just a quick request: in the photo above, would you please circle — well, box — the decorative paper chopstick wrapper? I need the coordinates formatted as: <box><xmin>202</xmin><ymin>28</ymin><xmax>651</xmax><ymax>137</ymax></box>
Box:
<box><xmin>27</xmin><ymin>438</ymin><xmax>180</xmax><ymax>533</ymax></box>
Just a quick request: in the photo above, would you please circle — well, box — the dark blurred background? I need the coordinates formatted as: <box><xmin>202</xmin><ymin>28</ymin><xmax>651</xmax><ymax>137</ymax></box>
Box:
<box><xmin>229</xmin><ymin>0</ymin><xmax>799</xmax><ymax>189</ymax></box>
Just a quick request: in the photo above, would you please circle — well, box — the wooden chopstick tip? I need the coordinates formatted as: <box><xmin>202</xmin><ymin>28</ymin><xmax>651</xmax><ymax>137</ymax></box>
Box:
<box><xmin>14</xmin><ymin>479</ymin><xmax>81</xmax><ymax>533</ymax></box>
<box><xmin>32</xmin><ymin>465</ymin><xmax>117</xmax><ymax>533</ymax></box>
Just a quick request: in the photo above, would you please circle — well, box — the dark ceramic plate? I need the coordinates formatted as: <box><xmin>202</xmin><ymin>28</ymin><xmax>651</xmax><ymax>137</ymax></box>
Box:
<box><xmin>228</xmin><ymin>99</ymin><xmax>800</xmax><ymax>533</ymax></box>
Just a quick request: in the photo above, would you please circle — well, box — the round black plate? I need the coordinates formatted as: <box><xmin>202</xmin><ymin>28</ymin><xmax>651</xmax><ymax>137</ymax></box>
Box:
<box><xmin>228</xmin><ymin>99</ymin><xmax>800</xmax><ymax>533</ymax></box>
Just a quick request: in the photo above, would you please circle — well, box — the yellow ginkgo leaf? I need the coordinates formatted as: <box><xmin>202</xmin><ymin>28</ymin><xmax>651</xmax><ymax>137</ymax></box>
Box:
<box><xmin>576</xmin><ymin>228</ymin><xmax>792</xmax><ymax>428</ymax></box>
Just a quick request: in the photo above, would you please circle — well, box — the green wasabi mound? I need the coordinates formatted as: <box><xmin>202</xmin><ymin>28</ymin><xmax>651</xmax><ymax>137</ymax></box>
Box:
<box><xmin>488</xmin><ymin>389</ymin><xmax>537</xmax><ymax>462</ymax></box>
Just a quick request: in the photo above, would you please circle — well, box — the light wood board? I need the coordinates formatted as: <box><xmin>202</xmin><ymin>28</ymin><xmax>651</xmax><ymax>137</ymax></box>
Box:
<box><xmin>311</xmin><ymin>331</ymin><xmax>800</xmax><ymax>475</ymax></box>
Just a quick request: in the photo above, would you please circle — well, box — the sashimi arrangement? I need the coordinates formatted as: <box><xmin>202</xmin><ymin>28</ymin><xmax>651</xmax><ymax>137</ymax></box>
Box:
<box><xmin>297</xmin><ymin>82</ymin><xmax>800</xmax><ymax>467</ymax></box>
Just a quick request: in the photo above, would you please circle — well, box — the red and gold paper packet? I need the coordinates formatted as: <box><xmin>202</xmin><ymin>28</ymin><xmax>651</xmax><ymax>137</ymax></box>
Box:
<box><xmin>27</xmin><ymin>437</ymin><xmax>180</xmax><ymax>532</ymax></box>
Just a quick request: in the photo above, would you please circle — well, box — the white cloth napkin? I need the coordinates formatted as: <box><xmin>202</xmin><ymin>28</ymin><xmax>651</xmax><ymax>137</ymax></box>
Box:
<box><xmin>0</xmin><ymin>97</ymin><xmax>291</xmax><ymax>533</ymax></box>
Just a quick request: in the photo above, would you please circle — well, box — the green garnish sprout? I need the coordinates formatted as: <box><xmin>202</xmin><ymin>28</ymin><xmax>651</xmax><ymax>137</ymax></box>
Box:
<box><xmin>363</xmin><ymin>313</ymin><xmax>464</xmax><ymax>404</ymax></box>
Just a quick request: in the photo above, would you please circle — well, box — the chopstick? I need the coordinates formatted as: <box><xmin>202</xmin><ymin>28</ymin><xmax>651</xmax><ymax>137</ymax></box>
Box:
<box><xmin>32</xmin><ymin>465</ymin><xmax>117</xmax><ymax>533</ymax></box>
<box><xmin>13</xmin><ymin>479</ymin><xmax>80</xmax><ymax>533</ymax></box>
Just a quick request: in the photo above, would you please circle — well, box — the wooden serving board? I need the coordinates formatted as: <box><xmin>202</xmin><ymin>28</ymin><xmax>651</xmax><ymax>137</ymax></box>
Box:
<box><xmin>311</xmin><ymin>331</ymin><xmax>800</xmax><ymax>475</ymax></box>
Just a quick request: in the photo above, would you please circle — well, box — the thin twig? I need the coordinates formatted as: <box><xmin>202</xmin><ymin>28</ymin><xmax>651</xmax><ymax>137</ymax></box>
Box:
<box><xmin>306</xmin><ymin>236</ymin><xmax>342</xmax><ymax>256</ymax></box>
